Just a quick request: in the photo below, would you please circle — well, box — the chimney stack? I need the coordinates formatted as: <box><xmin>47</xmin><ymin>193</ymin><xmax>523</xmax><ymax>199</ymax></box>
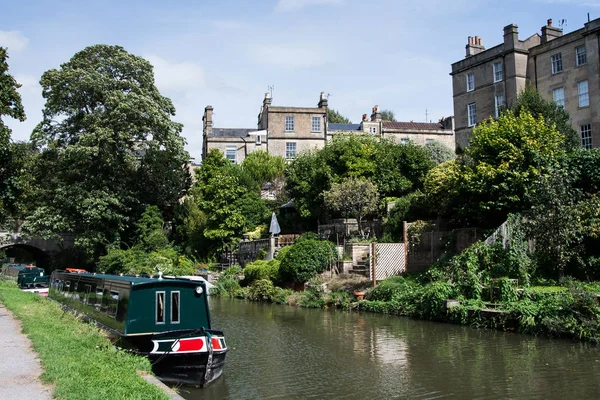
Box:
<box><xmin>318</xmin><ymin>91</ymin><xmax>328</xmax><ymax>109</ymax></box>
<box><xmin>466</xmin><ymin>35</ymin><xmax>486</xmax><ymax>57</ymax></box>
<box><xmin>371</xmin><ymin>105</ymin><xmax>381</xmax><ymax>122</ymax></box>
<box><xmin>541</xmin><ymin>18</ymin><xmax>562</xmax><ymax>43</ymax></box>
<box><xmin>263</xmin><ymin>92</ymin><xmax>272</xmax><ymax>107</ymax></box>
<box><xmin>503</xmin><ymin>24</ymin><xmax>519</xmax><ymax>50</ymax></box>
<box><xmin>203</xmin><ymin>105</ymin><xmax>214</xmax><ymax>135</ymax></box>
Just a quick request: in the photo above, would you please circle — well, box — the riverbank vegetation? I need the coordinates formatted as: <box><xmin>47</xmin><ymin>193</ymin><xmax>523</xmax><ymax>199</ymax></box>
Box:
<box><xmin>0</xmin><ymin>281</ymin><xmax>168</xmax><ymax>399</ymax></box>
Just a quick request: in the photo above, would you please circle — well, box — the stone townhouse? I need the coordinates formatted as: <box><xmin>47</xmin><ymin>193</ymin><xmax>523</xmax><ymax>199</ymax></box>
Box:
<box><xmin>451</xmin><ymin>17</ymin><xmax>600</xmax><ymax>150</ymax></box>
<box><xmin>202</xmin><ymin>93</ymin><xmax>455</xmax><ymax>163</ymax></box>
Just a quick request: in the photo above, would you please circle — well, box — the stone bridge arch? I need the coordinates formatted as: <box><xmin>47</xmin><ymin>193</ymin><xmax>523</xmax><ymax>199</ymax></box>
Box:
<box><xmin>0</xmin><ymin>243</ymin><xmax>51</xmax><ymax>272</ymax></box>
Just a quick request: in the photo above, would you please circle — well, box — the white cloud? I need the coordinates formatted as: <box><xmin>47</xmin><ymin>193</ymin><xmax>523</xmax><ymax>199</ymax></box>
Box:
<box><xmin>275</xmin><ymin>0</ymin><xmax>344</xmax><ymax>12</ymax></box>
<box><xmin>250</xmin><ymin>44</ymin><xmax>329</xmax><ymax>68</ymax></box>
<box><xmin>0</xmin><ymin>31</ymin><xmax>29</xmax><ymax>53</ymax></box>
<box><xmin>144</xmin><ymin>55</ymin><xmax>205</xmax><ymax>93</ymax></box>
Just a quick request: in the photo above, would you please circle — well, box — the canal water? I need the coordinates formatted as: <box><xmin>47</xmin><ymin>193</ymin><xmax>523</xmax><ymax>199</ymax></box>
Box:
<box><xmin>181</xmin><ymin>297</ymin><xmax>600</xmax><ymax>399</ymax></box>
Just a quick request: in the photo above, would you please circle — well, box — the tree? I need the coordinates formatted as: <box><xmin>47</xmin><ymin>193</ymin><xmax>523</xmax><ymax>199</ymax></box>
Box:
<box><xmin>25</xmin><ymin>45</ymin><xmax>191</xmax><ymax>260</ymax></box>
<box><xmin>241</xmin><ymin>150</ymin><xmax>285</xmax><ymax>187</ymax></box>
<box><xmin>182</xmin><ymin>148</ymin><xmax>269</xmax><ymax>257</ymax></box>
<box><xmin>327</xmin><ymin>108</ymin><xmax>351</xmax><ymax>124</ymax></box>
<box><xmin>380</xmin><ymin>109</ymin><xmax>396</xmax><ymax>122</ymax></box>
<box><xmin>0</xmin><ymin>47</ymin><xmax>26</xmax><ymax>224</ymax></box>
<box><xmin>425</xmin><ymin>141</ymin><xmax>455</xmax><ymax>165</ymax></box>
<box><xmin>424</xmin><ymin>111</ymin><xmax>568</xmax><ymax>227</ymax></box>
<box><xmin>323</xmin><ymin>177</ymin><xmax>379</xmax><ymax>237</ymax></box>
<box><xmin>513</xmin><ymin>85</ymin><xmax>579</xmax><ymax>151</ymax></box>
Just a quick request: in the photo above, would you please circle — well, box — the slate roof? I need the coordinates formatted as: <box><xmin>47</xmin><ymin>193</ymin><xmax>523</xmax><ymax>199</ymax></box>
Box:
<box><xmin>209</xmin><ymin>128</ymin><xmax>255</xmax><ymax>137</ymax></box>
<box><xmin>328</xmin><ymin>123</ymin><xmax>361</xmax><ymax>131</ymax></box>
<box><xmin>383</xmin><ymin>121</ymin><xmax>446</xmax><ymax>131</ymax></box>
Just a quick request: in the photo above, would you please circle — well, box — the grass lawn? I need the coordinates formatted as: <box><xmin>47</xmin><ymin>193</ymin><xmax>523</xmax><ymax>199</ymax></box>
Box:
<box><xmin>0</xmin><ymin>280</ymin><xmax>168</xmax><ymax>400</ymax></box>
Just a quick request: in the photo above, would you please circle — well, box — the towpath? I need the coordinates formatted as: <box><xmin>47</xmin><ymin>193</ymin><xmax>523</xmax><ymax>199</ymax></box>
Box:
<box><xmin>0</xmin><ymin>302</ymin><xmax>52</xmax><ymax>399</ymax></box>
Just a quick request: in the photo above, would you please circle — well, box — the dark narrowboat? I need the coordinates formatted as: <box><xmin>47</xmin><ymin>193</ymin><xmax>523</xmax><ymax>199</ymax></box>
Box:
<box><xmin>2</xmin><ymin>264</ymin><xmax>49</xmax><ymax>289</ymax></box>
<box><xmin>49</xmin><ymin>270</ymin><xmax>228</xmax><ymax>387</ymax></box>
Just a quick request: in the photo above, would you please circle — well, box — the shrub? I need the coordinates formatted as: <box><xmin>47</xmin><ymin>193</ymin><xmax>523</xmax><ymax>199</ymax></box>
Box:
<box><xmin>211</xmin><ymin>275</ymin><xmax>241</xmax><ymax>297</ymax></box>
<box><xmin>367</xmin><ymin>276</ymin><xmax>414</xmax><ymax>302</ymax></box>
<box><xmin>242</xmin><ymin>259</ymin><xmax>280</xmax><ymax>285</ymax></box>
<box><xmin>279</xmin><ymin>239</ymin><xmax>337</xmax><ymax>283</ymax></box>
<box><xmin>248</xmin><ymin>279</ymin><xmax>277</xmax><ymax>302</ymax></box>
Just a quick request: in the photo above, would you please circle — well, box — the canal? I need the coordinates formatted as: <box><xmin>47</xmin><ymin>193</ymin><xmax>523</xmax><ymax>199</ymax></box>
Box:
<box><xmin>181</xmin><ymin>297</ymin><xmax>600</xmax><ymax>399</ymax></box>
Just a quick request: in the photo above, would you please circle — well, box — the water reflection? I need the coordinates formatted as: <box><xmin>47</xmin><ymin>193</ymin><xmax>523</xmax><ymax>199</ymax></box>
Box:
<box><xmin>180</xmin><ymin>298</ymin><xmax>600</xmax><ymax>400</ymax></box>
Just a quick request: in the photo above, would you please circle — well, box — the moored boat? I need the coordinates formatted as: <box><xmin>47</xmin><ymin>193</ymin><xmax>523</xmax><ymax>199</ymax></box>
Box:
<box><xmin>49</xmin><ymin>269</ymin><xmax>228</xmax><ymax>387</ymax></box>
<box><xmin>2</xmin><ymin>264</ymin><xmax>49</xmax><ymax>289</ymax></box>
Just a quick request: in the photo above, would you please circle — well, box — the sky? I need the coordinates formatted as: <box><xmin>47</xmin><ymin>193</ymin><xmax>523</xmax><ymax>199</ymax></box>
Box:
<box><xmin>2</xmin><ymin>0</ymin><xmax>599</xmax><ymax>161</ymax></box>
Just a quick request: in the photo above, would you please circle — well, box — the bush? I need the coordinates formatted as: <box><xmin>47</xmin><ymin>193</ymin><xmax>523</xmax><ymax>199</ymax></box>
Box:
<box><xmin>211</xmin><ymin>275</ymin><xmax>242</xmax><ymax>297</ymax></box>
<box><xmin>367</xmin><ymin>275</ymin><xmax>414</xmax><ymax>302</ymax></box>
<box><xmin>279</xmin><ymin>239</ymin><xmax>337</xmax><ymax>283</ymax></box>
<box><xmin>248</xmin><ymin>279</ymin><xmax>277</xmax><ymax>302</ymax></box>
<box><xmin>242</xmin><ymin>259</ymin><xmax>280</xmax><ymax>285</ymax></box>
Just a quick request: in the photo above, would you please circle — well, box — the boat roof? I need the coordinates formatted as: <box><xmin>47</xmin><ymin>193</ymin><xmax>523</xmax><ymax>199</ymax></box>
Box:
<box><xmin>52</xmin><ymin>271</ymin><xmax>205</xmax><ymax>287</ymax></box>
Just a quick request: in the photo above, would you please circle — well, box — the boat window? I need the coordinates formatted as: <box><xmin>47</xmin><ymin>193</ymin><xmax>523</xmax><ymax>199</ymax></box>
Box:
<box><xmin>171</xmin><ymin>291</ymin><xmax>180</xmax><ymax>324</ymax></box>
<box><xmin>108</xmin><ymin>291</ymin><xmax>119</xmax><ymax>317</ymax></box>
<box><xmin>65</xmin><ymin>281</ymin><xmax>71</xmax><ymax>292</ymax></box>
<box><xmin>156</xmin><ymin>291</ymin><xmax>165</xmax><ymax>324</ymax></box>
<box><xmin>94</xmin><ymin>288</ymin><xmax>103</xmax><ymax>309</ymax></box>
<box><xmin>84</xmin><ymin>285</ymin><xmax>91</xmax><ymax>304</ymax></box>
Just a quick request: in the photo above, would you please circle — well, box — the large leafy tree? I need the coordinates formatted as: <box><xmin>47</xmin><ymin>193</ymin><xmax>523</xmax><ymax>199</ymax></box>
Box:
<box><xmin>424</xmin><ymin>111</ymin><xmax>567</xmax><ymax>227</ymax></box>
<box><xmin>380</xmin><ymin>109</ymin><xmax>396</xmax><ymax>122</ymax></box>
<box><xmin>179</xmin><ymin>148</ymin><xmax>269</xmax><ymax>257</ymax></box>
<box><xmin>513</xmin><ymin>85</ymin><xmax>579</xmax><ymax>151</ymax></box>
<box><xmin>285</xmin><ymin>135</ymin><xmax>433</xmax><ymax>224</ymax></box>
<box><xmin>327</xmin><ymin>108</ymin><xmax>351</xmax><ymax>124</ymax></box>
<box><xmin>241</xmin><ymin>150</ymin><xmax>285</xmax><ymax>187</ymax></box>
<box><xmin>0</xmin><ymin>47</ymin><xmax>27</xmax><ymax>224</ymax></box>
<box><xmin>25</xmin><ymin>45</ymin><xmax>191</xmax><ymax>259</ymax></box>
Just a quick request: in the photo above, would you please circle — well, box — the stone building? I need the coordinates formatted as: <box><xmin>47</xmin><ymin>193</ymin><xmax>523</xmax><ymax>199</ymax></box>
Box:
<box><xmin>451</xmin><ymin>17</ymin><xmax>600</xmax><ymax>150</ymax></box>
<box><xmin>203</xmin><ymin>94</ymin><xmax>455</xmax><ymax>163</ymax></box>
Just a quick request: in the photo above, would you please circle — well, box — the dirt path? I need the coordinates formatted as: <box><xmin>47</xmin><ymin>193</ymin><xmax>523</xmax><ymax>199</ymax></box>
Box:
<box><xmin>0</xmin><ymin>302</ymin><xmax>53</xmax><ymax>399</ymax></box>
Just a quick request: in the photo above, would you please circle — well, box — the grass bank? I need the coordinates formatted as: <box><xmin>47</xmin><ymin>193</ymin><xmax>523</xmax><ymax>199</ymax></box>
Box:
<box><xmin>0</xmin><ymin>281</ymin><xmax>168</xmax><ymax>400</ymax></box>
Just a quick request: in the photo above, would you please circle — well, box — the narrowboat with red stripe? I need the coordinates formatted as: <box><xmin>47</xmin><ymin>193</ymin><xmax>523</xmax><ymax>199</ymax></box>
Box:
<box><xmin>49</xmin><ymin>269</ymin><xmax>228</xmax><ymax>387</ymax></box>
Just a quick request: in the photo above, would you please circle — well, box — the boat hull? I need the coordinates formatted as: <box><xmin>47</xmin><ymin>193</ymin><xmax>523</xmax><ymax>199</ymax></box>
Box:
<box><xmin>123</xmin><ymin>333</ymin><xmax>228</xmax><ymax>387</ymax></box>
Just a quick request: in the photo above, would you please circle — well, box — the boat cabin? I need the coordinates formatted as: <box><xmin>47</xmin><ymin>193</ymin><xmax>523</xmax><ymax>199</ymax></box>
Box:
<box><xmin>49</xmin><ymin>271</ymin><xmax>212</xmax><ymax>336</ymax></box>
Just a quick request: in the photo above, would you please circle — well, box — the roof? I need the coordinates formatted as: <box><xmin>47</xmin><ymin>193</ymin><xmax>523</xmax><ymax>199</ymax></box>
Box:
<box><xmin>52</xmin><ymin>271</ymin><xmax>205</xmax><ymax>287</ymax></box>
<box><xmin>209</xmin><ymin>128</ymin><xmax>255</xmax><ymax>137</ymax></box>
<box><xmin>328</xmin><ymin>123</ymin><xmax>361</xmax><ymax>131</ymax></box>
<box><xmin>383</xmin><ymin>121</ymin><xmax>445</xmax><ymax>131</ymax></box>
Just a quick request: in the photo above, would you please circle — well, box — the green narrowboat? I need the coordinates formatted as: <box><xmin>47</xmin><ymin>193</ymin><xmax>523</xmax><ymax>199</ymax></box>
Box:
<box><xmin>49</xmin><ymin>270</ymin><xmax>228</xmax><ymax>387</ymax></box>
<box><xmin>2</xmin><ymin>264</ymin><xmax>49</xmax><ymax>289</ymax></box>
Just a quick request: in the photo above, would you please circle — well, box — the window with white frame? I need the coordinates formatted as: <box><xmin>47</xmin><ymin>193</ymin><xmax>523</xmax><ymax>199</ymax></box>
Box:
<box><xmin>171</xmin><ymin>291</ymin><xmax>180</xmax><ymax>324</ymax></box>
<box><xmin>581</xmin><ymin>124</ymin><xmax>592</xmax><ymax>149</ymax></box>
<box><xmin>493</xmin><ymin>62</ymin><xmax>503</xmax><ymax>82</ymax></box>
<box><xmin>156</xmin><ymin>291</ymin><xmax>165</xmax><ymax>324</ymax></box>
<box><xmin>285</xmin><ymin>116</ymin><xmax>295</xmax><ymax>132</ymax></box>
<box><xmin>225</xmin><ymin>145</ymin><xmax>236</xmax><ymax>162</ymax></box>
<box><xmin>466</xmin><ymin>72</ymin><xmax>475</xmax><ymax>92</ymax></box>
<box><xmin>495</xmin><ymin>94</ymin><xmax>505</xmax><ymax>118</ymax></box>
<box><xmin>553</xmin><ymin>87</ymin><xmax>565</xmax><ymax>107</ymax></box>
<box><xmin>370</xmin><ymin>127</ymin><xmax>377</xmax><ymax>134</ymax></box>
<box><xmin>311</xmin><ymin>116</ymin><xmax>321</xmax><ymax>132</ymax></box>
<box><xmin>576</xmin><ymin>46</ymin><xmax>587</xmax><ymax>66</ymax></box>
<box><xmin>578</xmin><ymin>80</ymin><xmax>589</xmax><ymax>107</ymax></box>
<box><xmin>551</xmin><ymin>53</ymin><xmax>563</xmax><ymax>74</ymax></box>
<box><xmin>400</xmin><ymin>138</ymin><xmax>410</xmax><ymax>145</ymax></box>
<box><xmin>285</xmin><ymin>142</ymin><xmax>296</xmax><ymax>159</ymax></box>
<box><xmin>256</xmin><ymin>134</ymin><xmax>262</xmax><ymax>145</ymax></box>
<box><xmin>467</xmin><ymin>103</ymin><xmax>477</xmax><ymax>127</ymax></box>
<box><xmin>425</xmin><ymin>138</ymin><xmax>435</xmax><ymax>144</ymax></box>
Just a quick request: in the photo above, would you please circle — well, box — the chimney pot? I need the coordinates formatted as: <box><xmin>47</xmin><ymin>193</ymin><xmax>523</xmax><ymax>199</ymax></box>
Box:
<box><xmin>474</xmin><ymin>36</ymin><xmax>479</xmax><ymax>44</ymax></box>
<box><xmin>478</xmin><ymin>38</ymin><xmax>482</xmax><ymax>45</ymax></box>
<box><xmin>362</xmin><ymin>114</ymin><xmax>368</xmax><ymax>121</ymax></box>
<box><xmin>548</xmin><ymin>18</ymin><xmax>552</xmax><ymax>26</ymax></box>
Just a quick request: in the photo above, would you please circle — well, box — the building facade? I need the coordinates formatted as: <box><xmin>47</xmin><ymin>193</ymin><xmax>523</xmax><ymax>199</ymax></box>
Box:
<box><xmin>451</xmin><ymin>18</ymin><xmax>600</xmax><ymax>150</ymax></box>
<box><xmin>203</xmin><ymin>93</ymin><xmax>455</xmax><ymax>163</ymax></box>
